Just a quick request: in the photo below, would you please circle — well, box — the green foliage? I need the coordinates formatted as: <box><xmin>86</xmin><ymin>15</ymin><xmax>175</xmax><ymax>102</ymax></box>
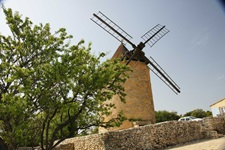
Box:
<box><xmin>155</xmin><ymin>110</ymin><xmax>180</xmax><ymax>123</ymax></box>
<box><xmin>0</xmin><ymin>6</ymin><xmax>130</xmax><ymax>150</ymax></box>
<box><xmin>156</xmin><ymin>109</ymin><xmax>212</xmax><ymax>123</ymax></box>
<box><xmin>183</xmin><ymin>109</ymin><xmax>212</xmax><ymax>118</ymax></box>
<box><xmin>206</xmin><ymin>110</ymin><xmax>213</xmax><ymax>117</ymax></box>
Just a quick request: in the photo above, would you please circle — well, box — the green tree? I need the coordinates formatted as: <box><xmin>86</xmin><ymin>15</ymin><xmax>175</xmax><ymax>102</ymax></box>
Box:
<box><xmin>206</xmin><ymin>110</ymin><xmax>212</xmax><ymax>117</ymax></box>
<box><xmin>183</xmin><ymin>109</ymin><xmax>212</xmax><ymax>118</ymax></box>
<box><xmin>0</xmin><ymin>7</ymin><xmax>130</xmax><ymax>150</ymax></box>
<box><xmin>155</xmin><ymin>110</ymin><xmax>180</xmax><ymax>123</ymax></box>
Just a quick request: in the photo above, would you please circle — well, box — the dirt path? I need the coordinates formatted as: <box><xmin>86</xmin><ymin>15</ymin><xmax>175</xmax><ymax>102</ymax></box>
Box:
<box><xmin>166</xmin><ymin>136</ymin><xmax>225</xmax><ymax>150</ymax></box>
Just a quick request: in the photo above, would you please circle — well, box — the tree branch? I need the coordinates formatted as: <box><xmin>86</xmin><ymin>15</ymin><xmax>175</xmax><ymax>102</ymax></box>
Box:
<box><xmin>49</xmin><ymin>95</ymin><xmax>88</xmax><ymax>149</ymax></box>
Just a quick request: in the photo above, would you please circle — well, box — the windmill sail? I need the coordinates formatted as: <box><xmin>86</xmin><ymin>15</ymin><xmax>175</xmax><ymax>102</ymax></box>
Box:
<box><xmin>147</xmin><ymin>56</ymin><xmax>181</xmax><ymax>94</ymax></box>
<box><xmin>125</xmin><ymin>25</ymin><xmax>169</xmax><ymax>65</ymax></box>
<box><xmin>91</xmin><ymin>11</ymin><xmax>180</xmax><ymax>94</ymax></box>
<box><xmin>91</xmin><ymin>11</ymin><xmax>136</xmax><ymax>48</ymax></box>
<box><xmin>141</xmin><ymin>24</ymin><xmax>169</xmax><ymax>47</ymax></box>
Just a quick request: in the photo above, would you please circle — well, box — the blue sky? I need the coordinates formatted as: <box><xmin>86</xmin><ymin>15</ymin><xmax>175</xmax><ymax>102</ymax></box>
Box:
<box><xmin>1</xmin><ymin>0</ymin><xmax>225</xmax><ymax>114</ymax></box>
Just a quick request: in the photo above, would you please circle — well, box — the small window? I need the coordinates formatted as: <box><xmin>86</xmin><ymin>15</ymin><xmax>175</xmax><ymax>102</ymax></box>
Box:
<box><xmin>219</xmin><ymin>107</ymin><xmax>225</xmax><ymax>115</ymax></box>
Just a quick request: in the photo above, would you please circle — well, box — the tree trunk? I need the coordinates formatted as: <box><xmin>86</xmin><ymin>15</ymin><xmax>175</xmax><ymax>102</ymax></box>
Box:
<box><xmin>7</xmin><ymin>143</ymin><xmax>16</xmax><ymax>150</ymax></box>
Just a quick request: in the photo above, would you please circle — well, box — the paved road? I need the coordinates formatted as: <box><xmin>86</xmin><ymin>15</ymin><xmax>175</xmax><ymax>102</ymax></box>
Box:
<box><xmin>166</xmin><ymin>136</ymin><xmax>225</xmax><ymax>150</ymax></box>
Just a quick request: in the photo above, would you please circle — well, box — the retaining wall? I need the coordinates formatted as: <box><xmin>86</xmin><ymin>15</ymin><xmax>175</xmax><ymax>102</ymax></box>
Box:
<box><xmin>56</xmin><ymin>117</ymin><xmax>225</xmax><ymax>150</ymax></box>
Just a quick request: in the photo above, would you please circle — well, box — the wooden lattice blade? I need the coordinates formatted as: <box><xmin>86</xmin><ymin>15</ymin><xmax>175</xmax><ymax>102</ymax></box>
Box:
<box><xmin>91</xmin><ymin>11</ymin><xmax>136</xmax><ymax>48</ymax></box>
<box><xmin>147</xmin><ymin>56</ymin><xmax>181</xmax><ymax>94</ymax></box>
<box><xmin>141</xmin><ymin>24</ymin><xmax>169</xmax><ymax>48</ymax></box>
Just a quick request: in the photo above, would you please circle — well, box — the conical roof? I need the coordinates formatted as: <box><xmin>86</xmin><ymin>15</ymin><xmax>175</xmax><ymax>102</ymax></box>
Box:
<box><xmin>111</xmin><ymin>43</ymin><xmax>150</xmax><ymax>64</ymax></box>
<box><xmin>111</xmin><ymin>43</ymin><xmax>129</xmax><ymax>60</ymax></box>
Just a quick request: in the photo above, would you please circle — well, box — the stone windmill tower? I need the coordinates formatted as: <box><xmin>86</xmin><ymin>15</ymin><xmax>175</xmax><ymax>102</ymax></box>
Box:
<box><xmin>91</xmin><ymin>11</ymin><xmax>180</xmax><ymax>132</ymax></box>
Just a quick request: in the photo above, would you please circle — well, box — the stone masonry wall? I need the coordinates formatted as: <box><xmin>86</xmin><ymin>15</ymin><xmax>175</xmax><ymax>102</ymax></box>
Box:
<box><xmin>204</xmin><ymin>117</ymin><xmax>225</xmax><ymax>135</ymax></box>
<box><xmin>100</xmin><ymin>44</ymin><xmax>155</xmax><ymax>133</ymax></box>
<box><xmin>57</xmin><ymin>117</ymin><xmax>225</xmax><ymax>150</ymax></box>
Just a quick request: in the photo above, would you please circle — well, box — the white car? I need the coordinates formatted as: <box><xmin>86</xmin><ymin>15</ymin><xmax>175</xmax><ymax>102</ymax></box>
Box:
<box><xmin>178</xmin><ymin>116</ymin><xmax>203</xmax><ymax>121</ymax></box>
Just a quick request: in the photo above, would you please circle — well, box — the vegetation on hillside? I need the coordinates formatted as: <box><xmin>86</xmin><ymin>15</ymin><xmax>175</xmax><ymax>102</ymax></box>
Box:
<box><xmin>155</xmin><ymin>109</ymin><xmax>212</xmax><ymax>123</ymax></box>
<box><xmin>183</xmin><ymin>109</ymin><xmax>212</xmax><ymax>118</ymax></box>
<box><xmin>155</xmin><ymin>110</ymin><xmax>180</xmax><ymax>123</ymax></box>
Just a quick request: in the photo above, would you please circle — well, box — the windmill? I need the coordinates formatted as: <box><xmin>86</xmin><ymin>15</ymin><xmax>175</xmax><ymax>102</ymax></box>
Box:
<box><xmin>91</xmin><ymin>11</ymin><xmax>180</xmax><ymax>132</ymax></box>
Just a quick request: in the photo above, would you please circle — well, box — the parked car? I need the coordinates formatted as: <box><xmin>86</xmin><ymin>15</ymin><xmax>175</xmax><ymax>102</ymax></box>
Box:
<box><xmin>178</xmin><ymin>116</ymin><xmax>203</xmax><ymax>121</ymax></box>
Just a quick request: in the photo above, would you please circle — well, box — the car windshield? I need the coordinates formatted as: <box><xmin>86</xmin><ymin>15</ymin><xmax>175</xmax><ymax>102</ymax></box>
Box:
<box><xmin>189</xmin><ymin>116</ymin><xmax>196</xmax><ymax>119</ymax></box>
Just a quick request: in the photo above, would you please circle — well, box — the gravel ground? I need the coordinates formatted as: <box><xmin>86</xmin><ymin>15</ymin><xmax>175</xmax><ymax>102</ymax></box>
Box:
<box><xmin>166</xmin><ymin>136</ymin><xmax>225</xmax><ymax>150</ymax></box>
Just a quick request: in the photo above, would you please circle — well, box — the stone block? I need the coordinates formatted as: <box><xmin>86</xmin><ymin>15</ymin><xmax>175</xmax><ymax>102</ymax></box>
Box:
<box><xmin>206</xmin><ymin>130</ymin><xmax>218</xmax><ymax>139</ymax></box>
<box><xmin>59</xmin><ymin>143</ymin><xmax>74</xmax><ymax>150</ymax></box>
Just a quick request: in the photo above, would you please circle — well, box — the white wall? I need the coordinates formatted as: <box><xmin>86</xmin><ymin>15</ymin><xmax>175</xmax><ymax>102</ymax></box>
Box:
<box><xmin>211</xmin><ymin>107</ymin><xmax>220</xmax><ymax>117</ymax></box>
